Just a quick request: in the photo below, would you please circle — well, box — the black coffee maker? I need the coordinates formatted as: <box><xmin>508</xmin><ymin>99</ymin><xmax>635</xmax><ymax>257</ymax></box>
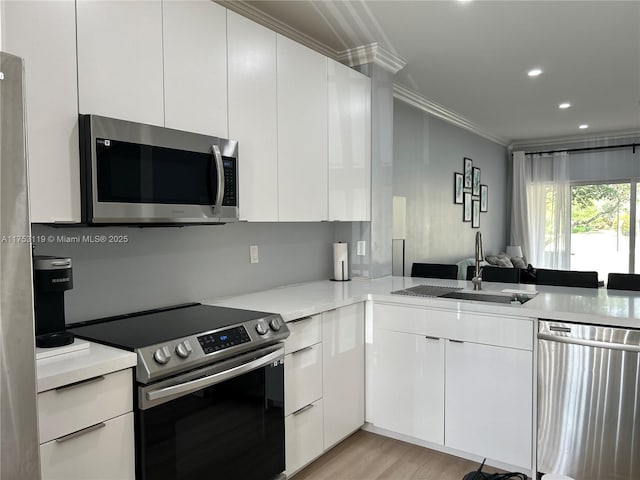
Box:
<box><xmin>33</xmin><ymin>255</ymin><xmax>75</xmax><ymax>348</ymax></box>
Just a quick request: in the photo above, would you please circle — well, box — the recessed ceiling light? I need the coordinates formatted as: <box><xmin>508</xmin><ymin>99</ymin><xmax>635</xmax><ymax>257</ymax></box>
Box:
<box><xmin>579</xmin><ymin>124</ymin><xmax>589</xmax><ymax>129</ymax></box>
<box><xmin>527</xmin><ymin>68</ymin><xmax>542</xmax><ymax>77</ymax></box>
<box><xmin>559</xmin><ymin>102</ymin><xmax>571</xmax><ymax>109</ymax></box>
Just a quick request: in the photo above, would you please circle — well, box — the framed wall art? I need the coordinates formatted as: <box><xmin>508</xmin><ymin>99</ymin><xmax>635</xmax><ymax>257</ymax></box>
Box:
<box><xmin>464</xmin><ymin>158</ymin><xmax>473</xmax><ymax>188</ymax></box>
<box><xmin>463</xmin><ymin>192</ymin><xmax>472</xmax><ymax>222</ymax></box>
<box><xmin>472</xmin><ymin>167</ymin><xmax>481</xmax><ymax>196</ymax></box>
<box><xmin>454</xmin><ymin>173</ymin><xmax>464</xmax><ymax>204</ymax></box>
<box><xmin>472</xmin><ymin>199</ymin><xmax>480</xmax><ymax>228</ymax></box>
<box><xmin>480</xmin><ymin>184</ymin><xmax>488</xmax><ymax>212</ymax></box>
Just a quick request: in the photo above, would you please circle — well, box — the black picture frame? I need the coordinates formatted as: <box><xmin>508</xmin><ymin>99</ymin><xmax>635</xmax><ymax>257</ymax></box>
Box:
<box><xmin>480</xmin><ymin>184</ymin><xmax>488</xmax><ymax>212</ymax></box>
<box><xmin>472</xmin><ymin>199</ymin><xmax>480</xmax><ymax>228</ymax></box>
<box><xmin>454</xmin><ymin>173</ymin><xmax>464</xmax><ymax>204</ymax></box>
<box><xmin>472</xmin><ymin>167</ymin><xmax>481</xmax><ymax>196</ymax></box>
<box><xmin>464</xmin><ymin>158</ymin><xmax>473</xmax><ymax>188</ymax></box>
<box><xmin>463</xmin><ymin>192</ymin><xmax>472</xmax><ymax>222</ymax></box>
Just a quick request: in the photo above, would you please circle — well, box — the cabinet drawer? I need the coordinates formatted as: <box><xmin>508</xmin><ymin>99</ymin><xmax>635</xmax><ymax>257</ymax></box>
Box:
<box><xmin>374</xmin><ymin>303</ymin><xmax>533</xmax><ymax>351</ymax></box>
<box><xmin>40</xmin><ymin>412</ymin><xmax>135</xmax><ymax>480</ymax></box>
<box><xmin>285</xmin><ymin>314</ymin><xmax>322</xmax><ymax>354</ymax></box>
<box><xmin>285</xmin><ymin>343</ymin><xmax>322</xmax><ymax>416</ymax></box>
<box><xmin>285</xmin><ymin>399</ymin><xmax>324</xmax><ymax>476</ymax></box>
<box><xmin>38</xmin><ymin>369</ymin><xmax>132</xmax><ymax>444</ymax></box>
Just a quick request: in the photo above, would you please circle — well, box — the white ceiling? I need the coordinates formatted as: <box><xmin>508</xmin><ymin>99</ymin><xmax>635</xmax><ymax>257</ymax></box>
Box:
<box><xmin>241</xmin><ymin>0</ymin><xmax>640</xmax><ymax>145</ymax></box>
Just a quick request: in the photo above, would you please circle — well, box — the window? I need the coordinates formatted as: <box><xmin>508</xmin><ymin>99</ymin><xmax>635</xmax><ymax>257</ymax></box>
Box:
<box><xmin>570</xmin><ymin>182</ymin><xmax>632</xmax><ymax>278</ymax></box>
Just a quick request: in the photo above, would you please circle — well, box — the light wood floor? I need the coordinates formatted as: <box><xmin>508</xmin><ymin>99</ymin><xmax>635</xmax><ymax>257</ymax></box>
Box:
<box><xmin>292</xmin><ymin>430</ymin><xmax>506</xmax><ymax>480</ymax></box>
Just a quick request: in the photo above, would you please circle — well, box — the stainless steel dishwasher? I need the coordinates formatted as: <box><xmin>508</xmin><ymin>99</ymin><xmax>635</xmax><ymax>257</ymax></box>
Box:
<box><xmin>537</xmin><ymin>320</ymin><xmax>640</xmax><ymax>480</ymax></box>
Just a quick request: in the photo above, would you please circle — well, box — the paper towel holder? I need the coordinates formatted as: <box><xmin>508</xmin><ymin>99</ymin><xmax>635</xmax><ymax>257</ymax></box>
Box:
<box><xmin>331</xmin><ymin>242</ymin><xmax>351</xmax><ymax>282</ymax></box>
<box><xmin>330</xmin><ymin>258</ymin><xmax>351</xmax><ymax>282</ymax></box>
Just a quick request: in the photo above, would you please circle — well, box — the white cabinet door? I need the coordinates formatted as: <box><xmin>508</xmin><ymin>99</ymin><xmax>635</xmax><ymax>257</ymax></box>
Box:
<box><xmin>163</xmin><ymin>0</ymin><xmax>227</xmax><ymax>137</ymax></box>
<box><xmin>327</xmin><ymin>60</ymin><xmax>371</xmax><ymax>221</ymax></box>
<box><xmin>322</xmin><ymin>303</ymin><xmax>364</xmax><ymax>449</ymax></box>
<box><xmin>369</xmin><ymin>328</ymin><xmax>445</xmax><ymax>444</ymax></box>
<box><xmin>227</xmin><ymin>11</ymin><xmax>278</xmax><ymax>221</ymax></box>
<box><xmin>445</xmin><ymin>340</ymin><xmax>532</xmax><ymax>470</ymax></box>
<box><xmin>40</xmin><ymin>412</ymin><xmax>135</xmax><ymax>480</ymax></box>
<box><xmin>276</xmin><ymin>34</ymin><xmax>328</xmax><ymax>221</ymax></box>
<box><xmin>285</xmin><ymin>399</ymin><xmax>324</xmax><ymax>476</ymax></box>
<box><xmin>76</xmin><ymin>0</ymin><xmax>164</xmax><ymax>126</ymax></box>
<box><xmin>3</xmin><ymin>0</ymin><xmax>80</xmax><ymax>222</ymax></box>
<box><xmin>284</xmin><ymin>343</ymin><xmax>322</xmax><ymax>416</ymax></box>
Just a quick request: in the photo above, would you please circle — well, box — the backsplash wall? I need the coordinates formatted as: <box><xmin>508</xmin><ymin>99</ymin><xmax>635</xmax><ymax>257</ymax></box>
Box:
<box><xmin>393</xmin><ymin>100</ymin><xmax>509</xmax><ymax>272</ymax></box>
<box><xmin>33</xmin><ymin>222</ymin><xmax>337</xmax><ymax>323</ymax></box>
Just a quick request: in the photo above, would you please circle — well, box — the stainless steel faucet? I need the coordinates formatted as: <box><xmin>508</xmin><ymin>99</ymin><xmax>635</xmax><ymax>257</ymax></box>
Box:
<box><xmin>472</xmin><ymin>231</ymin><xmax>483</xmax><ymax>291</ymax></box>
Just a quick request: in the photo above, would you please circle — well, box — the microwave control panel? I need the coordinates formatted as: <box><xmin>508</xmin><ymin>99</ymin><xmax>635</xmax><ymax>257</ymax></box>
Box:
<box><xmin>222</xmin><ymin>157</ymin><xmax>237</xmax><ymax>206</ymax></box>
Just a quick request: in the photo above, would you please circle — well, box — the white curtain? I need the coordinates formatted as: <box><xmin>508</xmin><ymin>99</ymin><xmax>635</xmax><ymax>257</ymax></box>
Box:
<box><xmin>510</xmin><ymin>151</ymin><xmax>570</xmax><ymax>269</ymax></box>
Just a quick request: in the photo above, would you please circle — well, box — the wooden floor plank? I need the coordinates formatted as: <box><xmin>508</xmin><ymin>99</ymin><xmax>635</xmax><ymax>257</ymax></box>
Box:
<box><xmin>292</xmin><ymin>430</ymin><xmax>506</xmax><ymax>480</ymax></box>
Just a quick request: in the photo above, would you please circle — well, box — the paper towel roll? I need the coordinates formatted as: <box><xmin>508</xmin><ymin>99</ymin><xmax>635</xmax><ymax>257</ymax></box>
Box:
<box><xmin>333</xmin><ymin>243</ymin><xmax>349</xmax><ymax>281</ymax></box>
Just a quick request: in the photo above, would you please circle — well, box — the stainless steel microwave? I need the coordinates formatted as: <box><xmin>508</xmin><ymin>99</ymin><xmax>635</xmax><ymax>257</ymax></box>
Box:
<box><xmin>79</xmin><ymin>115</ymin><xmax>239</xmax><ymax>225</ymax></box>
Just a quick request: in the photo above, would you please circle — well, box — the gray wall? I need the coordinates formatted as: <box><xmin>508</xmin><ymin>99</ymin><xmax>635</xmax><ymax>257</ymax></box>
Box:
<box><xmin>33</xmin><ymin>222</ymin><xmax>337</xmax><ymax>324</ymax></box>
<box><xmin>393</xmin><ymin>99</ymin><xmax>508</xmax><ymax>272</ymax></box>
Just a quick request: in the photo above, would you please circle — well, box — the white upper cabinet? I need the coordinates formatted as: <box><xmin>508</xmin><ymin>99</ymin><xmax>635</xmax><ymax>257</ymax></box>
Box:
<box><xmin>3</xmin><ymin>0</ymin><xmax>80</xmax><ymax>223</ymax></box>
<box><xmin>227</xmin><ymin>12</ymin><xmax>278</xmax><ymax>221</ymax></box>
<box><xmin>327</xmin><ymin>60</ymin><xmax>371</xmax><ymax>221</ymax></box>
<box><xmin>163</xmin><ymin>0</ymin><xmax>227</xmax><ymax>137</ymax></box>
<box><xmin>277</xmin><ymin>34</ymin><xmax>328</xmax><ymax>222</ymax></box>
<box><xmin>76</xmin><ymin>0</ymin><xmax>164</xmax><ymax>126</ymax></box>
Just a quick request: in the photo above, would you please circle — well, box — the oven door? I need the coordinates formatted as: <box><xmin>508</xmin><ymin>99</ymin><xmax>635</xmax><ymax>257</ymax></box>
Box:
<box><xmin>137</xmin><ymin>344</ymin><xmax>284</xmax><ymax>480</ymax></box>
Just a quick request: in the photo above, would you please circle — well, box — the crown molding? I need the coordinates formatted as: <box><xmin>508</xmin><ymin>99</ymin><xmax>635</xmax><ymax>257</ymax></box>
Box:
<box><xmin>217</xmin><ymin>0</ymin><xmax>338</xmax><ymax>59</ymax></box>
<box><xmin>220</xmin><ymin>1</ymin><xmax>505</xmax><ymax>146</ymax></box>
<box><xmin>393</xmin><ymin>83</ymin><xmax>509</xmax><ymax>147</ymax></box>
<box><xmin>510</xmin><ymin>129</ymin><xmax>640</xmax><ymax>150</ymax></box>
<box><xmin>337</xmin><ymin>43</ymin><xmax>407</xmax><ymax>74</ymax></box>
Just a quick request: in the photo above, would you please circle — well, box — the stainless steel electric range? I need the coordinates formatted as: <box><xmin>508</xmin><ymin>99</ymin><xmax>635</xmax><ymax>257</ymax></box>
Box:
<box><xmin>69</xmin><ymin>303</ymin><xmax>289</xmax><ymax>480</ymax></box>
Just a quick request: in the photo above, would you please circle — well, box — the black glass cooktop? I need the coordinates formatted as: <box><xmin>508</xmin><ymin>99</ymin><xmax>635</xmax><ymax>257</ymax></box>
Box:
<box><xmin>68</xmin><ymin>303</ymin><xmax>275</xmax><ymax>350</ymax></box>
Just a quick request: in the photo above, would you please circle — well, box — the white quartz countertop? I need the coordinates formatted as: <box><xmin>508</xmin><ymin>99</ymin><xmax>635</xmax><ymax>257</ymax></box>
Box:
<box><xmin>203</xmin><ymin>276</ymin><xmax>640</xmax><ymax>329</ymax></box>
<box><xmin>36</xmin><ymin>339</ymin><xmax>137</xmax><ymax>393</ymax></box>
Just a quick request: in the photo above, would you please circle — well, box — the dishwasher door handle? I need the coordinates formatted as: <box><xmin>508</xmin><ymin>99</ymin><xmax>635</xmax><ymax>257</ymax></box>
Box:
<box><xmin>539</xmin><ymin>333</ymin><xmax>640</xmax><ymax>353</ymax></box>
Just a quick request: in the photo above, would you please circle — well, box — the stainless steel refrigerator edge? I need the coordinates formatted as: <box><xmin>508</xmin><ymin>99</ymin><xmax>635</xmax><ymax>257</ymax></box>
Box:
<box><xmin>0</xmin><ymin>51</ymin><xmax>41</xmax><ymax>479</ymax></box>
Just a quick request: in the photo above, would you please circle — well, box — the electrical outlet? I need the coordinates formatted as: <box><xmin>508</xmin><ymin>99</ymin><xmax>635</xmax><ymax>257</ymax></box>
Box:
<box><xmin>356</xmin><ymin>241</ymin><xmax>366</xmax><ymax>256</ymax></box>
<box><xmin>250</xmin><ymin>245</ymin><xmax>259</xmax><ymax>264</ymax></box>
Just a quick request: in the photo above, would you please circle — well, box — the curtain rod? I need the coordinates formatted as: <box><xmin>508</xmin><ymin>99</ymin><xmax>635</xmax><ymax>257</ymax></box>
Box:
<box><xmin>525</xmin><ymin>143</ymin><xmax>638</xmax><ymax>156</ymax></box>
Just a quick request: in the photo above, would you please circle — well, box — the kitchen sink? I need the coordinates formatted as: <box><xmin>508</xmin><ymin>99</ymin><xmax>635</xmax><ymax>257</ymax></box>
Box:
<box><xmin>438</xmin><ymin>290</ymin><xmax>534</xmax><ymax>304</ymax></box>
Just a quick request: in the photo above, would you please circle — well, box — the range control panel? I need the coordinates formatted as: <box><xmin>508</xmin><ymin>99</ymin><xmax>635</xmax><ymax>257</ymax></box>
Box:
<box><xmin>197</xmin><ymin>326</ymin><xmax>250</xmax><ymax>354</ymax></box>
<box><xmin>135</xmin><ymin>313</ymin><xmax>289</xmax><ymax>384</ymax></box>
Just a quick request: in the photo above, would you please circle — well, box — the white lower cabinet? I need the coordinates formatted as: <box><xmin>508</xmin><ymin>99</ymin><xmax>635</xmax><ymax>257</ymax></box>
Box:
<box><xmin>37</xmin><ymin>369</ymin><xmax>135</xmax><ymax>480</ymax></box>
<box><xmin>285</xmin><ymin>304</ymin><xmax>365</xmax><ymax>476</ymax></box>
<box><xmin>40</xmin><ymin>412</ymin><xmax>134</xmax><ymax>480</ymax></box>
<box><xmin>322</xmin><ymin>303</ymin><xmax>365</xmax><ymax>449</ymax></box>
<box><xmin>285</xmin><ymin>399</ymin><xmax>324</xmax><ymax>475</ymax></box>
<box><xmin>285</xmin><ymin>342</ymin><xmax>323</xmax><ymax>416</ymax></box>
<box><xmin>445</xmin><ymin>340</ymin><xmax>532</xmax><ymax>469</ymax></box>
<box><xmin>368</xmin><ymin>303</ymin><xmax>534</xmax><ymax>472</ymax></box>
<box><xmin>369</xmin><ymin>328</ymin><xmax>444</xmax><ymax>444</ymax></box>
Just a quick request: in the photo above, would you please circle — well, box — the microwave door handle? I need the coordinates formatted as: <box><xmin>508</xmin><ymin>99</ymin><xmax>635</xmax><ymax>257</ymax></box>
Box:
<box><xmin>212</xmin><ymin>145</ymin><xmax>224</xmax><ymax>218</ymax></box>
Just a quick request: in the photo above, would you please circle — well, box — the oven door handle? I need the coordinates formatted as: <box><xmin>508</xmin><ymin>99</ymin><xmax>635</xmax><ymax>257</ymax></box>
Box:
<box><xmin>145</xmin><ymin>347</ymin><xmax>283</xmax><ymax>404</ymax></box>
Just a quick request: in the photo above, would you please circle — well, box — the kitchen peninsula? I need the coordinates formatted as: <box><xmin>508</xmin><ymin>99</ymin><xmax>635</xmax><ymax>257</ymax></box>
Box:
<box><xmin>204</xmin><ymin>276</ymin><xmax>640</xmax><ymax>478</ymax></box>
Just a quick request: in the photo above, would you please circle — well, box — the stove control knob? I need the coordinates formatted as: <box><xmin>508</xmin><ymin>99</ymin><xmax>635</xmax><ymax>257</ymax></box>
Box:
<box><xmin>153</xmin><ymin>346</ymin><xmax>171</xmax><ymax>365</ymax></box>
<box><xmin>255</xmin><ymin>320</ymin><xmax>268</xmax><ymax>335</ymax></box>
<box><xmin>269</xmin><ymin>318</ymin><xmax>282</xmax><ymax>332</ymax></box>
<box><xmin>175</xmin><ymin>340</ymin><xmax>193</xmax><ymax>359</ymax></box>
